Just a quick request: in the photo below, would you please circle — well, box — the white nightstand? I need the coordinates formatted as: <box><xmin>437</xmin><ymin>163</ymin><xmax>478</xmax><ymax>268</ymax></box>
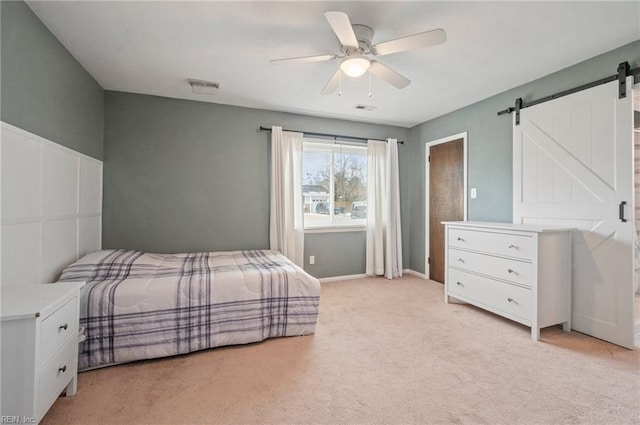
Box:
<box><xmin>1</xmin><ymin>282</ymin><xmax>85</xmax><ymax>424</ymax></box>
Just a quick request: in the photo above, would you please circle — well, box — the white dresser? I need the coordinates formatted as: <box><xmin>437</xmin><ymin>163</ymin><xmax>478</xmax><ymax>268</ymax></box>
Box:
<box><xmin>1</xmin><ymin>282</ymin><xmax>85</xmax><ymax>424</ymax></box>
<box><xmin>443</xmin><ymin>221</ymin><xmax>572</xmax><ymax>340</ymax></box>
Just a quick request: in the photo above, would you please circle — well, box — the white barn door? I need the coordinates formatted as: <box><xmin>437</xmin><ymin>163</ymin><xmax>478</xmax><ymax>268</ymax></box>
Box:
<box><xmin>513</xmin><ymin>77</ymin><xmax>635</xmax><ymax>349</ymax></box>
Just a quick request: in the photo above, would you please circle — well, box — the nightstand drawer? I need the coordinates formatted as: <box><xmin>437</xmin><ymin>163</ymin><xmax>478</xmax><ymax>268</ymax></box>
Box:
<box><xmin>448</xmin><ymin>248</ymin><xmax>532</xmax><ymax>287</ymax></box>
<box><xmin>38</xmin><ymin>337</ymin><xmax>78</xmax><ymax>420</ymax></box>
<box><xmin>40</xmin><ymin>296</ymin><xmax>78</xmax><ymax>364</ymax></box>
<box><xmin>449</xmin><ymin>227</ymin><xmax>534</xmax><ymax>260</ymax></box>
<box><xmin>448</xmin><ymin>268</ymin><xmax>532</xmax><ymax>322</ymax></box>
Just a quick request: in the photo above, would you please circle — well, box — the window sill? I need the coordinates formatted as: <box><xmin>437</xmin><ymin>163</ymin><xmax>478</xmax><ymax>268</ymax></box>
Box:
<box><xmin>304</xmin><ymin>225</ymin><xmax>366</xmax><ymax>234</ymax></box>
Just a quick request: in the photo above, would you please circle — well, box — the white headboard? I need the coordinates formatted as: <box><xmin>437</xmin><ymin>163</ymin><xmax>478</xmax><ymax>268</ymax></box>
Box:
<box><xmin>1</xmin><ymin>122</ymin><xmax>102</xmax><ymax>287</ymax></box>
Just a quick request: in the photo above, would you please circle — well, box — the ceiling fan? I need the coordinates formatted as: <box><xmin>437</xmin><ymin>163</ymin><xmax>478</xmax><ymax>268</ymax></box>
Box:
<box><xmin>270</xmin><ymin>11</ymin><xmax>446</xmax><ymax>95</ymax></box>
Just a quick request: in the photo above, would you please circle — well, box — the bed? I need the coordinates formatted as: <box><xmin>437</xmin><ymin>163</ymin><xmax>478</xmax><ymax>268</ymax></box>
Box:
<box><xmin>57</xmin><ymin>249</ymin><xmax>321</xmax><ymax>371</ymax></box>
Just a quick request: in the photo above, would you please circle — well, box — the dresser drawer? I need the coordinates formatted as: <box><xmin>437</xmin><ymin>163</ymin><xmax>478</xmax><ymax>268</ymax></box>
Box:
<box><xmin>40</xmin><ymin>296</ymin><xmax>78</xmax><ymax>364</ymax></box>
<box><xmin>38</xmin><ymin>337</ymin><xmax>78</xmax><ymax>419</ymax></box>
<box><xmin>449</xmin><ymin>227</ymin><xmax>535</xmax><ymax>260</ymax></box>
<box><xmin>448</xmin><ymin>248</ymin><xmax>532</xmax><ymax>287</ymax></box>
<box><xmin>448</xmin><ymin>268</ymin><xmax>532</xmax><ymax>322</ymax></box>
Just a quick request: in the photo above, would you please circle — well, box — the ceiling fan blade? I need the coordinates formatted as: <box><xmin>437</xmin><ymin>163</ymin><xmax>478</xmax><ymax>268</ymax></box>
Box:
<box><xmin>324</xmin><ymin>11</ymin><xmax>359</xmax><ymax>48</ymax></box>
<box><xmin>270</xmin><ymin>54</ymin><xmax>337</xmax><ymax>64</ymax></box>
<box><xmin>321</xmin><ymin>69</ymin><xmax>342</xmax><ymax>95</ymax></box>
<box><xmin>372</xmin><ymin>28</ymin><xmax>446</xmax><ymax>56</ymax></box>
<box><xmin>369</xmin><ymin>61</ymin><xmax>410</xmax><ymax>89</ymax></box>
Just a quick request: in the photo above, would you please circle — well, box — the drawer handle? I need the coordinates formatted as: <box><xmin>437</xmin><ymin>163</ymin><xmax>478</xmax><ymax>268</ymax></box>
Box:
<box><xmin>457</xmin><ymin>237</ymin><xmax>464</xmax><ymax>242</ymax></box>
<box><xmin>507</xmin><ymin>297</ymin><xmax>515</xmax><ymax>303</ymax></box>
<box><xmin>507</xmin><ymin>243</ymin><xmax>516</xmax><ymax>249</ymax></box>
<box><xmin>58</xmin><ymin>365</ymin><xmax>67</xmax><ymax>373</ymax></box>
<box><xmin>456</xmin><ymin>281</ymin><xmax>464</xmax><ymax>287</ymax></box>
<box><xmin>59</xmin><ymin>323</ymin><xmax>69</xmax><ymax>331</ymax></box>
<box><xmin>456</xmin><ymin>258</ymin><xmax>464</xmax><ymax>263</ymax></box>
<box><xmin>507</xmin><ymin>269</ymin><xmax>516</xmax><ymax>274</ymax></box>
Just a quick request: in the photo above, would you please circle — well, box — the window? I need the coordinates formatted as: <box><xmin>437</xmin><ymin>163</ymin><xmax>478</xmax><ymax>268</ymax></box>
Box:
<box><xmin>302</xmin><ymin>138</ymin><xmax>367</xmax><ymax>228</ymax></box>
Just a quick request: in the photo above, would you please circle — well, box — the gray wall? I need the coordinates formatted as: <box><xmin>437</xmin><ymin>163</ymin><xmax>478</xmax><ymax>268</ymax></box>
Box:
<box><xmin>103</xmin><ymin>91</ymin><xmax>410</xmax><ymax>278</ymax></box>
<box><xmin>0</xmin><ymin>1</ymin><xmax>103</xmax><ymax>160</ymax></box>
<box><xmin>304</xmin><ymin>231</ymin><xmax>367</xmax><ymax>278</ymax></box>
<box><xmin>407</xmin><ymin>39</ymin><xmax>640</xmax><ymax>274</ymax></box>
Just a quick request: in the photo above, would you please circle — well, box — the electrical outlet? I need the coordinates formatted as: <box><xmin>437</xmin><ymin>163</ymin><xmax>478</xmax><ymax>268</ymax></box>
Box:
<box><xmin>309</xmin><ymin>255</ymin><xmax>315</xmax><ymax>265</ymax></box>
<box><xmin>470</xmin><ymin>188</ymin><xmax>477</xmax><ymax>199</ymax></box>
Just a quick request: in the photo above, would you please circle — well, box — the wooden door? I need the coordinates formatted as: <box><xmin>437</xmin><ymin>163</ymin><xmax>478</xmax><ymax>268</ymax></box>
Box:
<box><xmin>513</xmin><ymin>78</ymin><xmax>635</xmax><ymax>348</ymax></box>
<box><xmin>429</xmin><ymin>139</ymin><xmax>464</xmax><ymax>283</ymax></box>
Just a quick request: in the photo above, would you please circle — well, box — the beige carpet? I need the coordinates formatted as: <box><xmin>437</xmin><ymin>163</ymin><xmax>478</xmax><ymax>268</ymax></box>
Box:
<box><xmin>42</xmin><ymin>276</ymin><xmax>640</xmax><ymax>425</ymax></box>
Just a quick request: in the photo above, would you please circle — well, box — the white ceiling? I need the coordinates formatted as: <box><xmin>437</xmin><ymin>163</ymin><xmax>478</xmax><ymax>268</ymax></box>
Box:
<box><xmin>27</xmin><ymin>1</ymin><xmax>640</xmax><ymax>128</ymax></box>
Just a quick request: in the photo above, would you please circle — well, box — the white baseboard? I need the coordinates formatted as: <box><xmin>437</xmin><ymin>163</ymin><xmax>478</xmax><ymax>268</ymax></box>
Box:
<box><xmin>318</xmin><ymin>270</ymin><xmax>428</xmax><ymax>283</ymax></box>
<box><xmin>318</xmin><ymin>273</ymin><xmax>367</xmax><ymax>283</ymax></box>
<box><xmin>403</xmin><ymin>269</ymin><xmax>428</xmax><ymax>279</ymax></box>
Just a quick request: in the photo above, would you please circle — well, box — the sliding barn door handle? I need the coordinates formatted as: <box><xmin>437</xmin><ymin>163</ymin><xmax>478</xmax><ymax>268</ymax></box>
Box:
<box><xmin>619</xmin><ymin>201</ymin><xmax>627</xmax><ymax>222</ymax></box>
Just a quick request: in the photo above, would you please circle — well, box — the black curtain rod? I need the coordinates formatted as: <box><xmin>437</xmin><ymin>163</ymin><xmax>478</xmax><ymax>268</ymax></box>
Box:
<box><xmin>258</xmin><ymin>126</ymin><xmax>404</xmax><ymax>144</ymax></box>
<box><xmin>497</xmin><ymin>62</ymin><xmax>640</xmax><ymax>120</ymax></box>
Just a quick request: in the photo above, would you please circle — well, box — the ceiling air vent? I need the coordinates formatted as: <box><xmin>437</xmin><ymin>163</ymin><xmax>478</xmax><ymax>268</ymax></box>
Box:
<box><xmin>354</xmin><ymin>105</ymin><xmax>377</xmax><ymax>111</ymax></box>
<box><xmin>188</xmin><ymin>79</ymin><xmax>220</xmax><ymax>95</ymax></box>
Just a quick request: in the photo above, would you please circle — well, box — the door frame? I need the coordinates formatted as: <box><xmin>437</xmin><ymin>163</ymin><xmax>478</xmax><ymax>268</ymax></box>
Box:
<box><xmin>425</xmin><ymin>132</ymin><xmax>468</xmax><ymax>279</ymax></box>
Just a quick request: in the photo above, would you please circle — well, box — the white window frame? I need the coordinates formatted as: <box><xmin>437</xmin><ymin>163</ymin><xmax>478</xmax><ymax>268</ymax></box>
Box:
<box><xmin>302</xmin><ymin>138</ymin><xmax>367</xmax><ymax>232</ymax></box>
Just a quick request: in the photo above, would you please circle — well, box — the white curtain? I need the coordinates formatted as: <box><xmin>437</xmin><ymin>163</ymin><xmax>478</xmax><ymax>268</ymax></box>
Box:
<box><xmin>269</xmin><ymin>126</ymin><xmax>304</xmax><ymax>267</ymax></box>
<box><xmin>366</xmin><ymin>140</ymin><xmax>387</xmax><ymax>276</ymax></box>
<box><xmin>366</xmin><ymin>138</ymin><xmax>403</xmax><ymax>279</ymax></box>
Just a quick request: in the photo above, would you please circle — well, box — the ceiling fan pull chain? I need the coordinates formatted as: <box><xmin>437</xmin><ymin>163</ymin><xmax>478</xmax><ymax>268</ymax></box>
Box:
<box><xmin>368</xmin><ymin>71</ymin><xmax>373</xmax><ymax>98</ymax></box>
<box><xmin>338</xmin><ymin>71</ymin><xmax>342</xmax><ymax>96</ymax></box>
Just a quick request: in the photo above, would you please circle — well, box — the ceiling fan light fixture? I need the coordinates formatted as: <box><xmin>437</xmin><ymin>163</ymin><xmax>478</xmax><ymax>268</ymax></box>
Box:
<box><xmin>340</xmin><ymin>57</ymin><xmax>370</xmax><ymax>78</ymax></box>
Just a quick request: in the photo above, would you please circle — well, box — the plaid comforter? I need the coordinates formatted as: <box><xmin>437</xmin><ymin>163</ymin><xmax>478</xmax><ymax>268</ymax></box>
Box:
<box><xmin>58</xmin><ymin>249</ymin><xmax>320</xmax><ymax>370</ymax></box>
